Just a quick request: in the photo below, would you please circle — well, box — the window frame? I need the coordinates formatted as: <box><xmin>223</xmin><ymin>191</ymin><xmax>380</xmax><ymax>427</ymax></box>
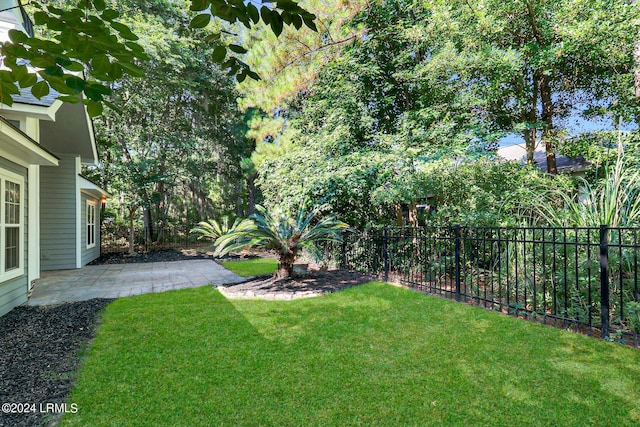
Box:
<box><xmin>86</xmin><ymin>200</ymin><xmax>96</xmax><ymax>249</ymax></box>
<box><xmin>0</xmin><ymin>169</ymin><xmax>25</xmax><ymax>282</ymax></box>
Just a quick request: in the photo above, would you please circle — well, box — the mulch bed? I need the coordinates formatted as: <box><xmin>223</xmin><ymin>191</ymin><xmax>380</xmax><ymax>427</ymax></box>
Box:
<box><xmin>0</xmin><ymin>299</ymin><xmax>113</xmax><ymax>427</ymax></box>
<box><xmin>220</xmin><ymin>269</ymin><xmax>375</xmax><ymax>300</ymax></box>
<box><xmin>89</xmin><ymin>248</ymin><xmax>263</xmax><ymax>265</ymax></box>
<box><xmin>88</xmin><ymin>248</ymin><xmax>213</xmax><ymax>265</ymax></box>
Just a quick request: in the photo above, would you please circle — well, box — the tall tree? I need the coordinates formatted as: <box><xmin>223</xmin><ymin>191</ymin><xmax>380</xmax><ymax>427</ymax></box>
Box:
<box><xmin>91</xmin><ymin>0</ymin><xmax>251</xmax><ymax>243</ymax></box>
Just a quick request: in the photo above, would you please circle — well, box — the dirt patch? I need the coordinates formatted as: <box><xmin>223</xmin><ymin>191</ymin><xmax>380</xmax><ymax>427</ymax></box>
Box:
<box><xmin>220</xmin><ymin>269</ymin><xmax>375</xmax><ymax>300</ymax></box>
<box><xmin>0</xmin><ymin>299</ymin><xmax>113</xmax><ymax>427</ymax></box>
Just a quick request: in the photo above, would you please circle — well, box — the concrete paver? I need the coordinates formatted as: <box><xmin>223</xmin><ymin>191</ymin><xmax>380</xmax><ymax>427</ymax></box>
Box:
<box><xmin>28</xmin><ymin>259</ymin><xmax>245</xmax><ymax>306</ymax></box>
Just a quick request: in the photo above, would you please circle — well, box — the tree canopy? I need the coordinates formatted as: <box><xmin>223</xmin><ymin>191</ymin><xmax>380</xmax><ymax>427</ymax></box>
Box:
<box><xmin>0</xmin><ymin>0</ymin><xmax>317</xmax><ymax>115</ymax></box>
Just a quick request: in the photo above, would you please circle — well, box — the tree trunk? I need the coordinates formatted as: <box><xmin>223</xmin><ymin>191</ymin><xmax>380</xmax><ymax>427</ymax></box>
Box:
<box><xmin>128</xmin><ymin>207</ymin><xmax>136</xmax><ymax>256</ymax></box>
<box><xmin>523</xmin><ymin>129</ymin><xmax>536</xmax><ymax>166</ymax></box>
<box><xmin>538</xmin><ymin>72</ymin><xmax>558</xmax><ymax>175</ymax></box>
<box><xmin>524</xmin><ymin>81</ymin><xmax>538</xmax><ymax>165</ymax></box>
<box><xmin>274</xmin><ymin>251</ymin><xmax>296</xmax><ymax>279</ymax></box>
<box><xmin>395</xmin><ymin>203</ymin><xmax>404</xmax><ymax>226</ymax></box>
<box><xmin>408</xmin><ymin>201</ymin><xmax>419</xmax><ymax>228</ymax></box>
<box><xmin>143</xmin><ymin>207</ymin><xmax>153</xmax><ymax>245</ymax></box>
<box><xmin>247</xmin><ymin>174</ymin><xmax>256</xmax><ymax>216</ymax></box>
<box><xmin>525</xmin><ymin>2</ymin><xmax>557</xmax><ymax>174</ymax></box>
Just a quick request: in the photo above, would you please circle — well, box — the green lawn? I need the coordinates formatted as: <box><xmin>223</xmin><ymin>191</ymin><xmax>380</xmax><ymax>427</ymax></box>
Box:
<box><xmin>63</xmin><ymin>282</ymin><xmax>640</xmax><ymax>426</ymax></box>
<box><xmin>221</xmin><ymin>257</ymin><xmax>278</xmax><ymax>276</ymax></box>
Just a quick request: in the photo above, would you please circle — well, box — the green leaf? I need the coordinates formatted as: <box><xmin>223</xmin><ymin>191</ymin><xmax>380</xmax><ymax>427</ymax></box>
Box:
<box><xmin>247</xmin><ymin>70</ymin><xmax>261</xmax><ymax>81</ymax></box>
<box><xmin>91</xmin><ymin>0</ymin><xmax>106</xmax><ymax>11</ymax></box>
<box><xmin>83</xmin><ymin>86</ymin><xmax>104</xmax><ymax>102</ymax></box>
<box><xmin>205</xmin><ymin>32</ymin><xmax>221</xmax><ymax>42</ymax></box>
<box><xmin>55</xmin><ymin>57</ymin><xmax>72</xmax><ymax>67</ymax></box>
<box><xmin>18</xmin><ymin>72</ymin><xmax>37</xmax><ymax>89</ymax></box>
<box><xmin>247</xmin><ymin>4</ymin><xmax>260</xmax><ymax>24</ymax></box>
<box><xmin>101</xmin><ymin>9</ymin><xmax>119</xmax><ymax>21</ymax></box>
<box><xmin>260</xmin><ymin>6</ymin><xmax>272</xmax><ymax>25</ymax></box>
<box><xmin>281</xmin><ymin>11</ymin><xmax>292</xmax><ymax>25</ymax></box>
<box><xmin>221</xmin><ymin>58</ymin><xmax>235</xmax><ymax>69</ymax></box>
<box><xmin>117</xmin><ymin>61</ymin><xmax>145</xmax><ymax>78</ymax></box>
<box><xmin>30</xmin><ymin>58</ymin><xmax>54</xmax><ymax>68</ymax></box>
<box><xmin>31</xmin><ymin>81</ymin><xmax>50</xmax><ymax>99</ymax></box>
<box><xmin>86</xmin><ymin>100</ymin><xmax>104</xmax><ymax>118</ymax></box>
<box><xmin>189</xmin><ymin>14</ymin><xmax>211</xmax><ymax>29</ymax></box>
<box><xmin>236</xmin><ymin>70</ymin><xmax>247</xmax><ymax>83</ymax></box>
<box><xmin>190</xmin><ymin>0</ymin><xmax>209</xmax><ymax>11</ymax></box>
<box><xmin>57</xmin><ymin>95</ymin><xmax>81</xmax><ymax>104</ymax></box>
<box><xmin>276</xmin><ymin>0</ymin><xmax>298</xmax><ymax>11</ymax></box>
<box><xmin>110</xmin><ymin>63</ymin><xmax>123</xmax><ymax>80</ymax></box>
<box><xmin>228</xmin><ymin>44</ymin><xmax>248</xmax><ymax>54</ymax></box>
<box><xmin>212</xmin><ymin>46</ymin><xmax>226</xmax><ymax>62</ymax></box>
<box><xmin>43</xmin><ymin>65</ymin><xmax>64</xmax><ymax>77</ymax></box>
<box><xmin>92</xmin><ymin>54</ymin><xmax>111</xmax><ymax>74</ymax></box>
<box><xmin>12</xmin><ymin>65</ymin><xmax>28</xmax><ymax>83</ymax></box>
<box><xmin>111</xmin><ymin>22</ymin><xmax>139</xmax><ymax>41</ymax></box>
<box><xmin>270</xmin><ymin>12</ymin><xmax>284</xmax><ymax>37</ymax></box>
<box><xmin>302</xmin><ymin>15</ymin><xmax>317</xmax><ymax>32</ymax></box>
<box><xmin>65</xmin><ymin>76</ymin><xmax>86</xmax><ymax>93</ymax></box>
<box><xmin>0</xmin><ymin>70</ymin><xmax>15</xmax><ymax>83</ymax></box>
<box><xmin>0</xmin><ymin>86</ymin><xmax>14</xmax><ymax>106</ymax></box>
<box><xmin>64</xmin><ymin>61</ymin><xmax>86</xmax><ymax>72</ymax></box>
<box><xmin>291</xmin><ymin>14</ymin><xmax>302</xmax><ymax>30</ymax></box>
<box><xmin>103</xmin><ymin>100</ymin><xmax>121</xmax><ymax>114</ymax></box>
<box><xmin>8</xmin><ymin>29</ymin><xmax>28</xmax><ymax>44</ymax></box>
<box><xmin>33</xmin><ymin>11</ymin><xmax>49</xmax><ymax>26</ymax></box>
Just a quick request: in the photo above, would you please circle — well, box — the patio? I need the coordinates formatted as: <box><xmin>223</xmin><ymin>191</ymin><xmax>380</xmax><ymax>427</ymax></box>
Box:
<box><xmin>28</xmin><ymin>259</ymin><xmax>246</xmax><ymax>306</ymax></box>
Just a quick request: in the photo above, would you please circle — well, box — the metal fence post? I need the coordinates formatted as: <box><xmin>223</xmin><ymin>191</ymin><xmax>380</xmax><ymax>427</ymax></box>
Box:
<box><xmin>383</xmin><ymin>226</ymin><xmax>389</xmax><ymax>282</ymax></box>
<box><xmin>454</xmin><ymin>225</ymin><xmax>461</xmax><ymax>302</ymax></box>
<box><xmin>599</xmin><ymin>225</ymin><xmax>610</xmax><ymax>340</ymax></box>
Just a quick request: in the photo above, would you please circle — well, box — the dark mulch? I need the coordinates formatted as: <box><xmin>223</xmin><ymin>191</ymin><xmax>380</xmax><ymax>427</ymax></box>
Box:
<box><xmin>221</xmin><ymin>269</ymin><xmax>375</xmax><ymax>299</ymax></box>
<box><xmin>0</xmin><ymin>299</ymin><xmax>113</xmax><ymax>427</ymax></box>
<box><xmin>88</xmin><ymin>248</ymin><xmax>212</xmax><ymax>265</ymax></box>
<box><xmin>89</xmin><ymin>249</ymin><xmax>262</xmax><ymax>265</ymax></box>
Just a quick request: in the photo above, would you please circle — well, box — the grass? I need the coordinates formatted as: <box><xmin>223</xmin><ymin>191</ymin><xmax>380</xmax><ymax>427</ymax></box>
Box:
<box><xmin>63</xmin><ymin>282</ymin><xmax>640</xmax><ymax>426</ymax></box>
<box><xmin>221</xmin><ymin>257</ymin><xmax>278</xmax><ymax>276</ymax></box>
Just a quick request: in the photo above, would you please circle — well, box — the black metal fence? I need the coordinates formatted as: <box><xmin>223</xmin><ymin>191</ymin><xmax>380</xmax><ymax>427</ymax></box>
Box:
<box><xmin>101</xmin><ymin>223</ymin><xmax>212</xmax><ymax>254</ymax></box>
<box><xmin>340</xmin><ymin>226</ymin><xmax>640</xmax><ymax>347</ymax></box>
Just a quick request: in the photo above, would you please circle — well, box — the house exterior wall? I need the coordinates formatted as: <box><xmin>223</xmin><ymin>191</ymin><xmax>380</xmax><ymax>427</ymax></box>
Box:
<box><xmin>81</xmin><ymin>193</ymin><xmax>100</xmax><ymax>265</ymax></box>
<box><xmin>40</xmin><ymin>154</ymin><xmax>77</xmax><ymax>270</ymax></box>
<box><xmin>0</xmin><ymin>156</ymin><xmax>28</xmax><ymax>317</ymax></box>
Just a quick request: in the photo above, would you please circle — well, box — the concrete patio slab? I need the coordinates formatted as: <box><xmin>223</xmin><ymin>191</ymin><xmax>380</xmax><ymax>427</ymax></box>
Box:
<box><xmin>27</xmin><ymin>259</ymin><xmax>246</xmax><ymax>306</ymax></box>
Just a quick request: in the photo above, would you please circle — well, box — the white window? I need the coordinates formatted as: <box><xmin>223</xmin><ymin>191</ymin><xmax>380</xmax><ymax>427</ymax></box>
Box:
<box><xmin>87</xmin><ymin>200</ymin><xmax>96</xmax><ymax>249</ymax></box>
<box><xmin>0</xmin><ymin>170</ymin><xmax>24</xmax><ymax>281</ymax></box>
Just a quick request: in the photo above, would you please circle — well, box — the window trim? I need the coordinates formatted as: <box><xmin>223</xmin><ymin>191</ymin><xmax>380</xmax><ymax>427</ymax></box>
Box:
<box><xmin>0</xmin><ymin>169</ymin><xmax>25</xmax><ymax>282</ymax></box>
<box><xmin>86</xmin><ymin>200</ymin><xmax>96</xmax><ymax>249</ymax></box>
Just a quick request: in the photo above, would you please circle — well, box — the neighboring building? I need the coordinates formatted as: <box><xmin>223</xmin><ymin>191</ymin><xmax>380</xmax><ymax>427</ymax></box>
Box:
<box><xmin>0</xmin><ymin>1</ymin><xmax>108</xmax><ymax>317</ymax></box>
<box><xmin>497</xmin><ymin>140</ymin><xmax>591</xmax><ymax>175</ymax></box>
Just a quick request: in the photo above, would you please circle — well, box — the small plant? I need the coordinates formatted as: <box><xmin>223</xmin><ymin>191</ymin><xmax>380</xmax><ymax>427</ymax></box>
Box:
<box><xmin>530</xmin><ymin>139</ymin><xmax>640</xmax><ymax>227</ymax></box>
<box><xmin>190</xmin><ymin>216</ymin><xmax>244</xmax><ymax>243</ymax></box>
<box><xmin>626</xmin><ymin>301</ymin><xmax>640</xmax><ymax>333</ymax></box>
<box><xmin>604</xmin><ymin>329</ymin><xmax>624</xmax><ymax>344</ymax></box>
<box><xmin>214</xmin><ymin>205</ymin><xmax>351</xmax><ymax>279</ymax></box>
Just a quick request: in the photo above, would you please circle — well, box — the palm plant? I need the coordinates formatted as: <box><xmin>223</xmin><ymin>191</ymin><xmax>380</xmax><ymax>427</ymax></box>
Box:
<box><xmin>531</xmin><ymin>141</ymin><xmax>640</xmax><ymax>227</ymax></box>
<box><xmin>190</xmin><ymin>216</ymin><xmax>246</xmax><ymax>242</ymax></box>
<box><xmin>214</xmin><ymin>205</ymin><xmax>351</xmax><ymax>279</ymax></box>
